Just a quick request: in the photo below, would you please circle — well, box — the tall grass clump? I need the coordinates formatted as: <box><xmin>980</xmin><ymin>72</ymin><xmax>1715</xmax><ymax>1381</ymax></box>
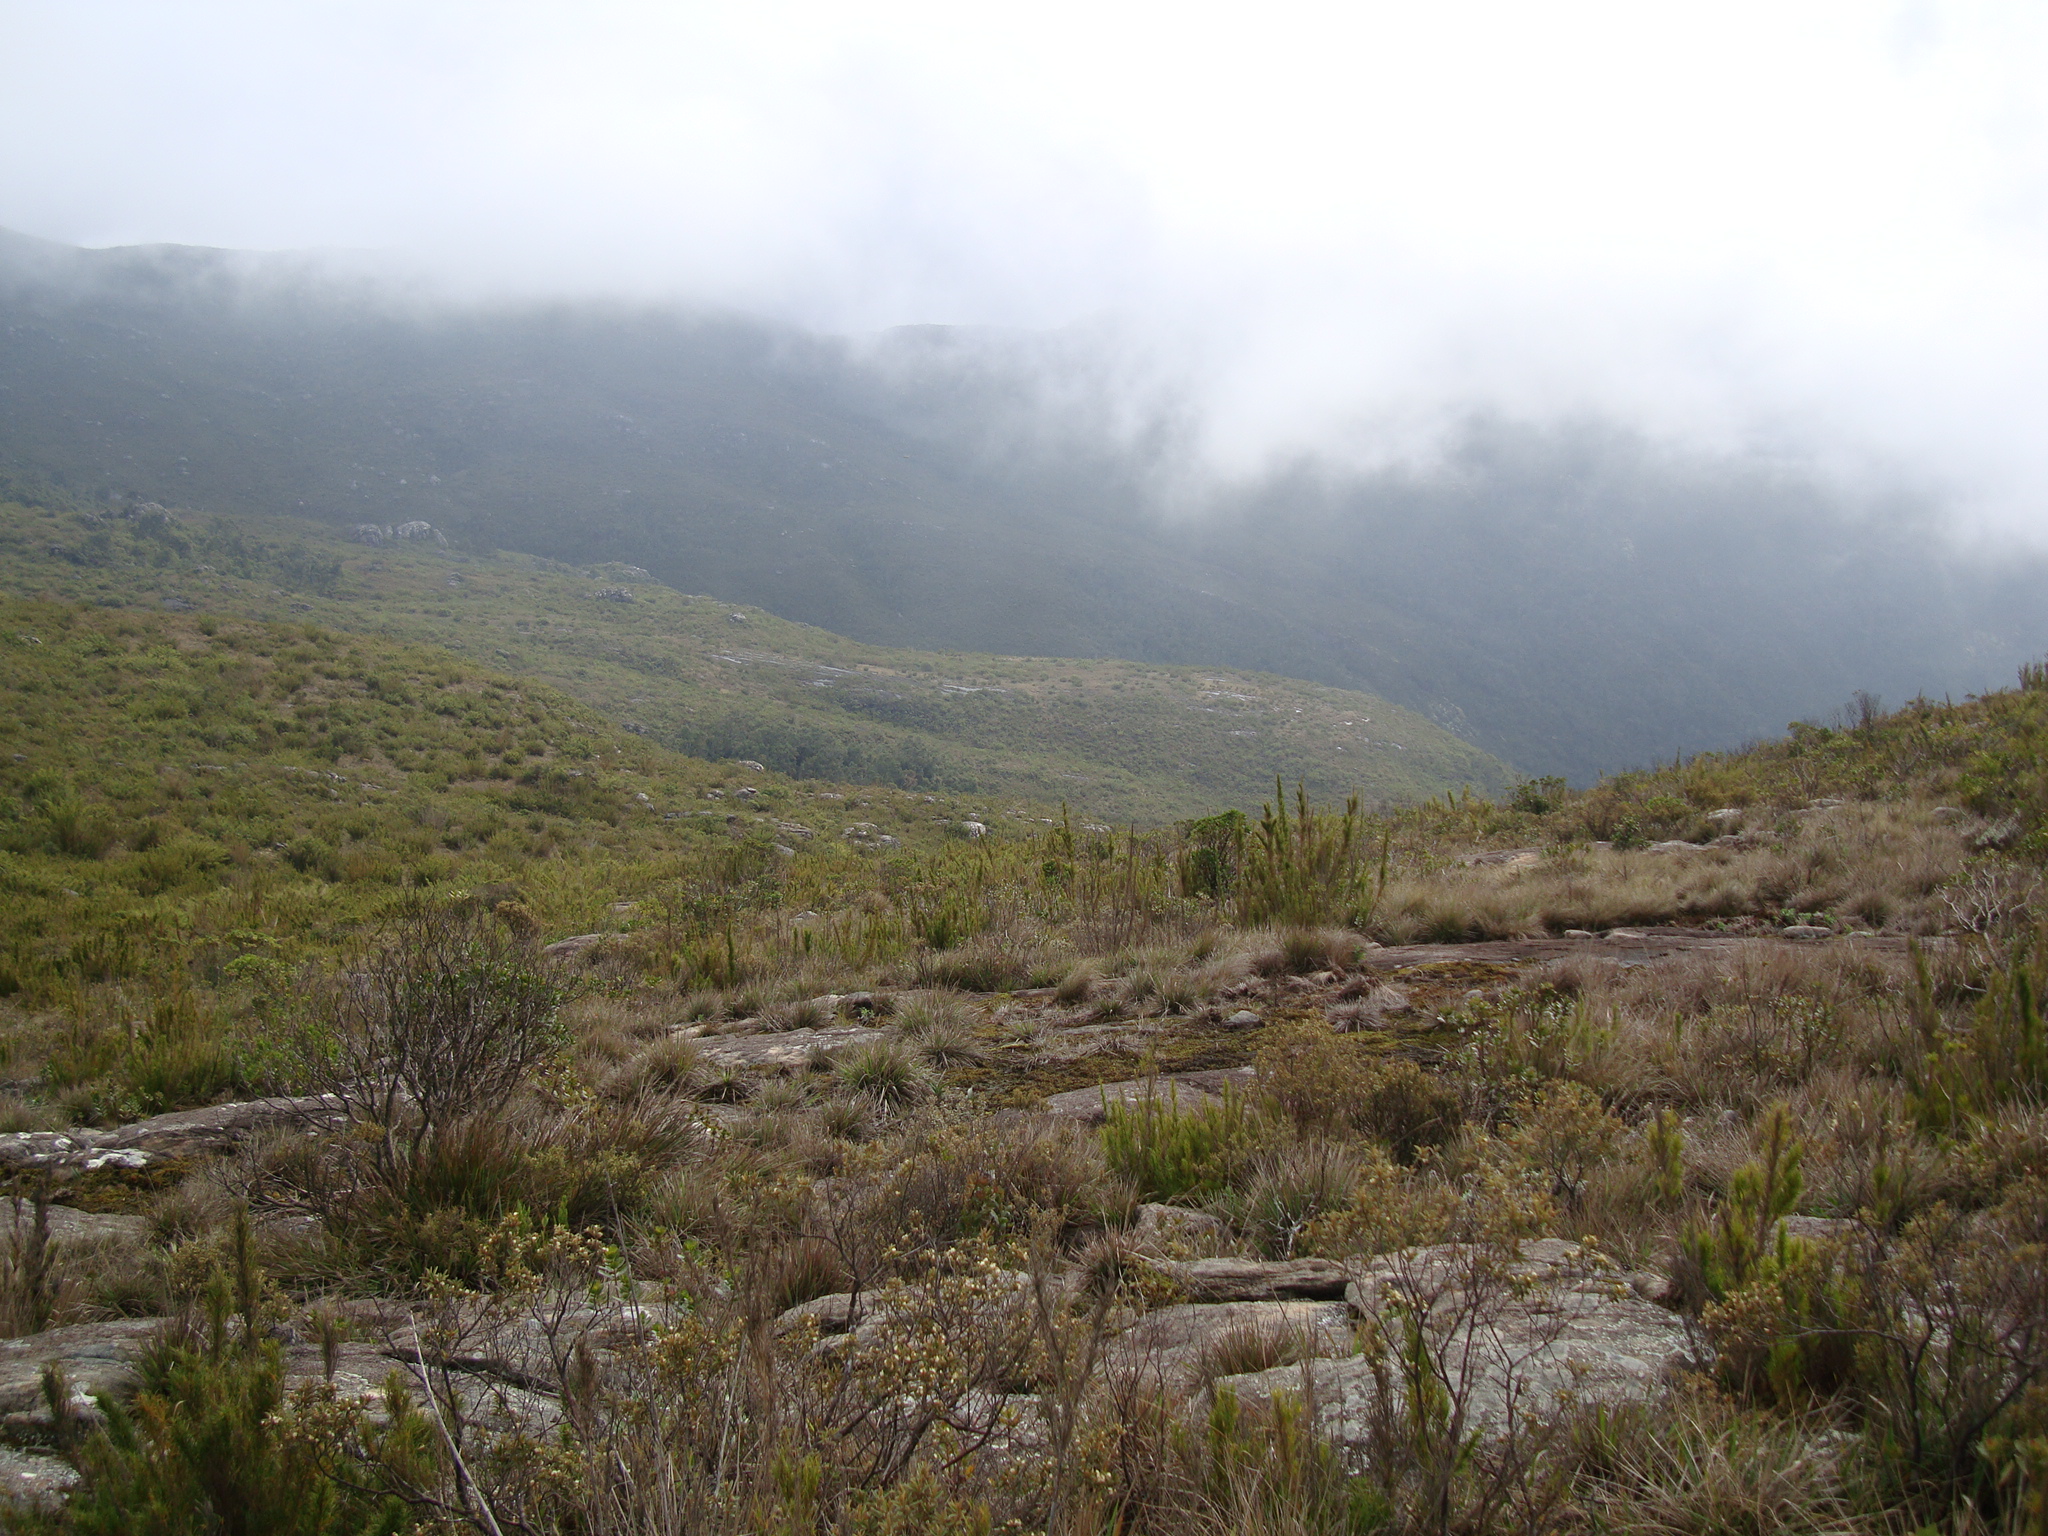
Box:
<box><xmin>1241</xmin><ymin>780</ymin><xmax>1390</xmax><ymax>931</ymax></box>
<box><xmin>1101</xmin><ymin>1085</ymin><xmax>1262</xmax><ymax>1202</ymax></box>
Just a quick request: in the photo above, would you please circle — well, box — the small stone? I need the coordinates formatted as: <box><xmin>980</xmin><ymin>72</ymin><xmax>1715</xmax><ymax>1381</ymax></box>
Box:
<box><xmin>1225</xmin><ymin>1009</ymin><xmax>1261</xmax><ymax>1028</ymax></box>
<box><xmin>1781</xmin><ymin>925</ymin><xmax>1834</xmax><ymax>941</ymax></box>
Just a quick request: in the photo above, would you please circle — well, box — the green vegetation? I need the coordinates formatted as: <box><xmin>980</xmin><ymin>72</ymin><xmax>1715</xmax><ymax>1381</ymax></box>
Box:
<box><xmin>10</xmin><ymin>447</ymin><xmax>2048</xmax><ymax>1530</ymax></box>
<box><xmin>0</xmin><ymin>487</ymin><xmax>1507</xmax><ymax>822</ymax></box>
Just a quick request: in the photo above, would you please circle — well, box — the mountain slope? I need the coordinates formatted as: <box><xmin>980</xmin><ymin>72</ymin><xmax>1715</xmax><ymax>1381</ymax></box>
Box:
<box><xmin>2</xmin><ymin>228</ymin><xmax>2038</xmax><ymax>780</ymax></box>
<box><xmin>0</xmin><ymin>490</ymin><xmax>1508</xmax><ymax>821</ymax></box>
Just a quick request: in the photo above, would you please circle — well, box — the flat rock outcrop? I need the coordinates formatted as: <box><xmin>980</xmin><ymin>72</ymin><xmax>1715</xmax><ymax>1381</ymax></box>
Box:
<box><xmin>0</xmin><ymin>1319</ymin><xmax>162</xmax><ymax>1440</ymax></box>
<box><xmin>1216</xmin><ymin>1238</ymin><xmax>1691</xmax><ymax>1446</ymax></box>
<box><xmin>1130</xmin><ymin>1203</ymin><xmax>1227</xmax><ymax>1249</ymax></box>
<box><xmin>695</xmin><ymin>1025</ymin><xmax>893</xmax><ymax>1069</ymax></box>
<box><xmin>1147</xmin><ymin>1255</ymin><xmax>1353</xmax><ymax>1302</ymax></box>
<box><xmin>1043</xmin><ymin>1069</ymin><xmax>1256</xmax><ymax>1125</ymax></box>
<box><xmin>0</xmin><ymin>1095</ymin><xmax>341</xmax><ymax>1174</ymax></box>
<box><xmin>1106</xmin><ymin>1299</ymin><xmax>1352</xmax><ymax>1386</ymax></box>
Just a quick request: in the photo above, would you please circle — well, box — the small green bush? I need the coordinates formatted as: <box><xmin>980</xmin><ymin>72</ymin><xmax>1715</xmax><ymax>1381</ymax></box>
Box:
<box><xmin>836</xmin><ymin>1038</ymin><xmax>935</xmax><ymax>1111</ymax></box>
<box><xmin>1101</xmin><ymin>1085</ymin><xmax>1261</xmax><ymax>1202</ymax></box>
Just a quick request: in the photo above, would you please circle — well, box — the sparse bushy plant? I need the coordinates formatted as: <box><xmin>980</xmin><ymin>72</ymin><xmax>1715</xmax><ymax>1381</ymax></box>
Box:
<box><xmin>1101</xmin><ymin>1086</ymin><xmax>1263</xmax><ymax>1203</ymax></box>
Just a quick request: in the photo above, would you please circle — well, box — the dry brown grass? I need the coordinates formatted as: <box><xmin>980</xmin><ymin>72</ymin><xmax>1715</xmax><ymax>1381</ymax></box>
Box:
<box><xmin>1375</xmin><ymin>802</ymin><xmax>1969</xmax><ymax>942</ymax></box>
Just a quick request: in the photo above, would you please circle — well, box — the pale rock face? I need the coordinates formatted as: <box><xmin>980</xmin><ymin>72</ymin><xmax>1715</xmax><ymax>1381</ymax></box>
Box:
<box><xmin>1213</xmin><ymin>1239</ymin><xmax>1692</xmax><ymax>1447</ymax></box>
<box><xmin>1041</xmin><ymin>1076</ymin><xmax>1222</xmax><ymax>1126</ymax></box>
<box><xmin>0</xmin><ymin>1095</ymin><xmax>343</xmax><ymax>1174</ymax></box>
<box><xmin>1104</xmin><ymin>1300</ymin><xmax>1354</xmax><ymax>1388</ymax></box>
<box><xmin>1144</xmin><ymin>1256</ymin><xmax>1354</xmax><ymax>1303</ymax></box>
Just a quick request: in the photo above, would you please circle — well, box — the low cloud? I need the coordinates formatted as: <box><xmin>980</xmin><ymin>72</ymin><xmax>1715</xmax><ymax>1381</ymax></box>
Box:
<box><xmin>5</xmin><ymin>2</ymin><xmax>2048</xmax><ymax>530</ymax></box>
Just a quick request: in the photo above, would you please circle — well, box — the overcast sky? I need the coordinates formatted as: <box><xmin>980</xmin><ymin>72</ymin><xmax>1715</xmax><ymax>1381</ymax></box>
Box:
<box><xmin>4</xmin><ymin>1</ymin><xmax>2047</xmax><ymax>528</ymax></box>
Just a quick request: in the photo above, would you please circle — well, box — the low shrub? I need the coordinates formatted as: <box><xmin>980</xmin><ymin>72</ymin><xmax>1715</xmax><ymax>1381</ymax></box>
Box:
<box><xmin>1258</xmin><ymin>1024</ymin><xmax>1461</xmax><ymax>1160</ymax></box>
<box><xmin>914</xmin><ymin>941</ymin><xmax>1031</xmax><ymax>993</ymax></box>
<box><xmin>1101</xmin><ymin>1086</ymin><xmax>1262</xmax><ymax>1202</ymax></box>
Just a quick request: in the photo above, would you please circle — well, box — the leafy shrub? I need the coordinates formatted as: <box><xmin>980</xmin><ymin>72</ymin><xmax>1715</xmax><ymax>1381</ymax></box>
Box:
<box><xmin>1240</xmin><ymin>781</ymin><xmax>1389</xmax><ymax>930</ymax></box>
<box><xmin>1257</xmin><ymin>1024</ymin><xmax>1460</xmax><ymax>1161</ymax></box>
<box><xmin>38</xmin><ymin>796</ymin><xmax>115</xmax><ymax>859</ymax></box>
<box><xmin>337</xmin><ymin>1098</ymin><xmax>699</xmax><ymax>1278</ymax></box>
<box><xmin>1505</xmin><ymin>1081</ymin><xmax>1624</xmax><ymax>1211</ymax></box>
<box><xmin>1907</xmin><ymin>938</ymin><xmax>2048</xmax><ymax>1137</ymax></box>
<box><xmin>1101</xmin><ymin>1086</ymin><xmax>1262</xmax><ymax>1202</ymax></box>
<box><xmin>122</xmin><ymin>836</ymin><xmax>226</xmax><ymax>896</ymax></box>
<box><xmin>284</xmin><ymin>835</ymin><xmax>338</xmax><ymax>878</ymax></box>
<box><xmin>56</xmin><ymin>1211</ymin><xmax>417</xmax><ymax>1534</ymax></box>
<box><xmin>1681</xmin><ymin>1102</ymin><xmax>1806</xmax><ymax>1307</ymax></box>
<box><xmin>299</xmin><ymin>898</ymin><xmax>570</xmax><ymax>1179</ymax></box>
<box><xmin>1510</xmin><ymin>776</ymin><xmax>1569</xmax><ymax>815</ymax></box>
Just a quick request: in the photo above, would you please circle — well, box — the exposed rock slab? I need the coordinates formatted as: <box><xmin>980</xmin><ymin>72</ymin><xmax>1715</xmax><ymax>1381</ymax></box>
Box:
<box><xmin>1130</xmin><ymin>1203</ymin><xmax>1227</xmax><ymax>1249</ymax></box>
<box><xmin>0</xmin><ymin>1202</ymin><xmax>147</xmax><ymax>1246</ymax></box>
<box><xmin>1217</xmin><ymin>1238</ymin><xmax>1691</xmax><ymax>1446</ymax></box>
<box><xmin>1148</xmin><ymin>1256</ymin><xmax>1352</xmax><ymax>1302</ymax></box>
<box><xmin>0</xmin><ymin>1095</ymin><xmax>341</xmax><ymax>1174</ymax></box>
<box><xmin>1106</xmin><ymin>1300</ymin><xmax>1351</xmax><ymax>1387</ymax></box>
<box><xmin>0</xmin><ymin>1443</ymin><xmax>77</xmax><ymax>1511</ymax></box>
<box><xmin>774</xmin><ymin>1292</ymin><xmax>876</xmax><ymax>1338</ymax></box>
<box><xmin>695</xmin><ymin>1025</ymin><xmax>893</xmax><ymax>1069</ymax></box>
<box><xmin>0</xmin><ymin>1319</ymin><xmax>161</xmax><ymax>1442</ymax></box>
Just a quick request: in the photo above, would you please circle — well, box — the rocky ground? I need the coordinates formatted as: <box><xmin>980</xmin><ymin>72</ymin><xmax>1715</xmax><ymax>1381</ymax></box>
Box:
<box><xmin>0</xmin><ymin>926</ymin><xmax>1901</xmax><ymax>1513</ymax></box>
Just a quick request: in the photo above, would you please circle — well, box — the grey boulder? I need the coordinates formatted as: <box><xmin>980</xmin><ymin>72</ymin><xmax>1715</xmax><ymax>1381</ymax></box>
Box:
<box><xmin>1215</xmin><ymin>1238</ymin><xmax>1691</xmax><ymax>1446</ymax></box>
